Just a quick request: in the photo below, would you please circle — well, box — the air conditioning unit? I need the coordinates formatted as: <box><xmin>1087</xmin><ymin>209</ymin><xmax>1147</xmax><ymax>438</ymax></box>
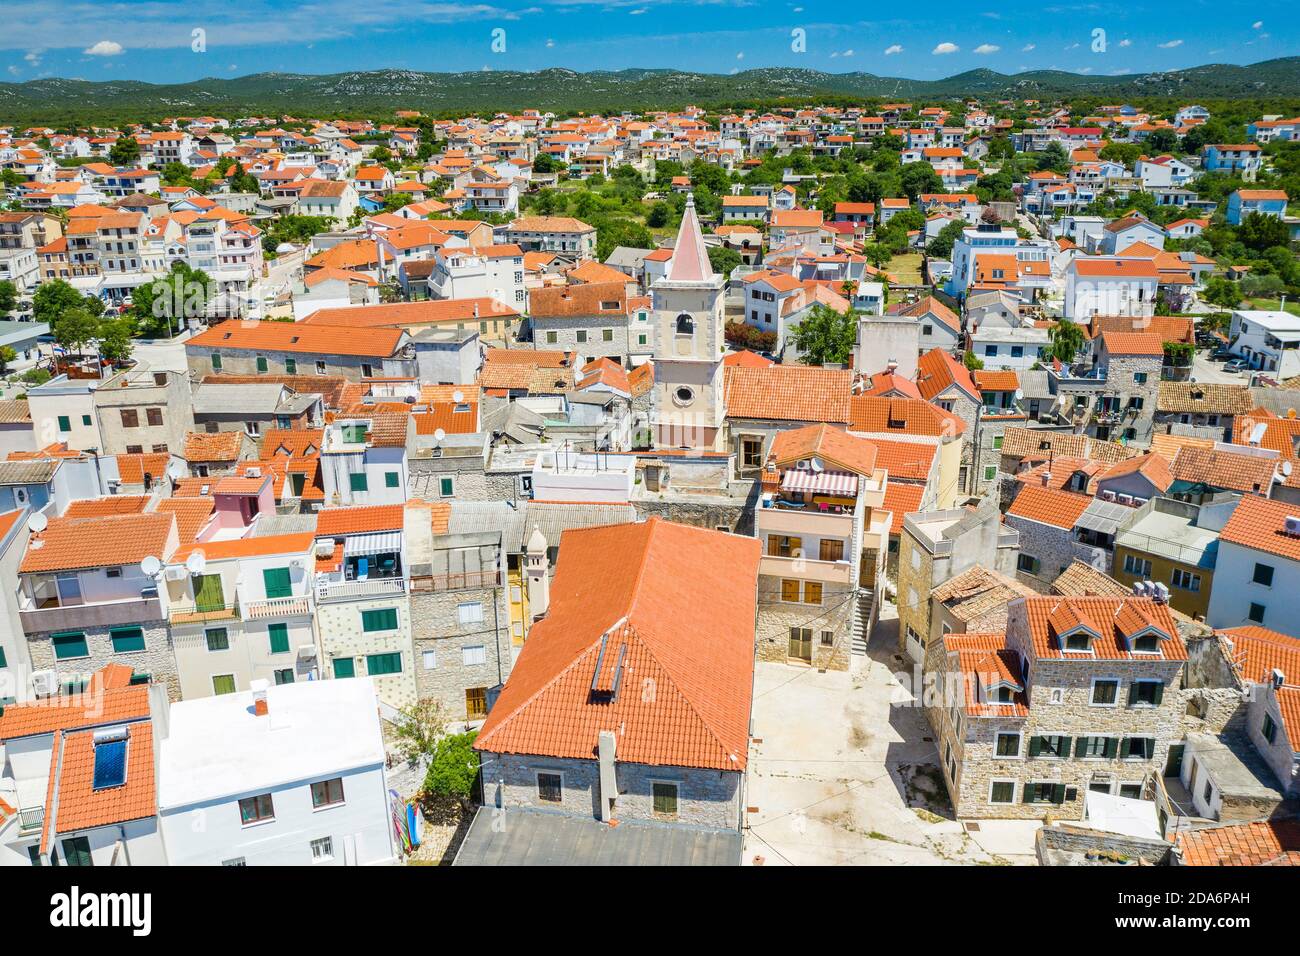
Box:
<box><xmin>1152</xmin><ymin>582</ymin><xmax>1170</xmax><ymax>604</ymax></box>
<box><xmin>297</xmin><ymin>644</ymin><xmax>318</xmax><ymax>659</ymax></box>
<box><xmin>1285</xmin><ymin>516</ymin><xmax>1300</xmax><ymax>537</ymax></box>
<box><xmin>1118</xmin><ymin>494</ymin><xmax>1134</xmax><ymax>506</ymax></box>
<box><xmin>30</xmin><ymin>670</ymin><xmax>56</xmax><ymax>698</ymax></box>
<box><xmin>1101</xmin><ymin>490</ymin><xmax>1117</xmax><ymax>502</ymax></box>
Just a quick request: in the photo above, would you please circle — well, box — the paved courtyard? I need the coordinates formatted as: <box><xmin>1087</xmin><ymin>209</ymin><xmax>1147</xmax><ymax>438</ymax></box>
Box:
<box><xmin>744</xmin><ymin>605</ymin><xmax>1041</xmax><ymax>866</ymax></box>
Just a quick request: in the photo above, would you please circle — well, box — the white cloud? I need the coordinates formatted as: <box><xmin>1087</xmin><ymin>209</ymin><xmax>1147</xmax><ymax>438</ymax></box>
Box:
<box><xmin>7</xmin><ymin>65</ymin><xmax>19</xmax><ymax>76</ymax></box>
<box><xmin>83</xmin><ymin>40</ymin><xmax>123</xmax><ymax>56</ymax></box>
<box><xmin>1078</xmin><ymin>66</ymin><xmax>1093</xmax><ymax>74</ymax></box>
<box><xmin>628</xmin><ymin>6</ymin><xmax>647</xmax><ymax>12</ymax></box>
<box><xmin>1118</xmin><ymin>38</ymin><xmax>1132</xmax><ymax>47</ymax></box>
<box><xmin>829</xmin><ymin>49</ymin><xmax>854</xmax><ymax>58</ymax></box>
<box><xmin>973</xmin><ymin>43</ymin><xmax>999</xmax><ymax>54</ymax></box>
<box><xmin>1252</xmin><ymin>20</ymin><xmax>1263</xmax><ymax>29</ymax></box>
<box><xmin>24</xmin><ymin>50</ymin><xmax>41</xmax><ymax>64</ymax></box>
<box><xmin>545</xmin><ymin>38</ymin><xmax>554</xmax><ymax>47</ymax></box>
<box><xmin>1157</xmin><ymin>39</ymin><xmax>1183</xmax><ymax>48</ymax></box>
<box><xmin>1064</xmin><ymin>42</ymin><xmax>1080</xmax><ymax>50</ymax></box>
<box><xmin>736</xmin><ymin>51</ymin><xmax>743</xmax><ymax>59</ymax></box>
<box><xmin>884</xmin><ymin>44</ymin><xmax>903</xmax><ymax>55</ymax></box>
<box><xmin>932</xmin><ymin>42</ymin><xmax>958</xmax><ymax>55</ymax></box>
<box><xmin>1021</xmin><ymin>43</ymin><xmax>1035</xmax><ymax>52</ymax></box>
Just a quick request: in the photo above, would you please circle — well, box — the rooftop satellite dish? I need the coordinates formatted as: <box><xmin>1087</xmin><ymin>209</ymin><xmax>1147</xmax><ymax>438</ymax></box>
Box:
<box><xmin>452</xmin><ymin>389</ymin><xmax>465</xmax><ymax>404</ymax></box>
<box><xmin>26</xmin><ymin>512</ymin><xmax>47</xmax><ymax>533</ymax></box>
<box><xmin>1014</xmin><ymin>389</ymin><xmax>1024</xmax><ymax>400</ymax></box>
<box><xmin>166</xmin><ymin>460</ymin><xmax>186</xmax><ymax>480</ymax></box>
<box><xmin>1283</xmin><ymin>461</ymin><xmax>1294</xmax><ymax>478</ymax></box>
<box><xmin>433</xmin><ymin>427</ymin><xmax>446</xmax><ymax>443</ymax></box>
<box><xmin>186</xmin><ymin>551</ymin><xmax>207</xmax><ymax>575</ymax></box>
<box><xmin>140</xmin><ymin>555</ymin><xmax>162</xmax><ymax>578</ymax></box>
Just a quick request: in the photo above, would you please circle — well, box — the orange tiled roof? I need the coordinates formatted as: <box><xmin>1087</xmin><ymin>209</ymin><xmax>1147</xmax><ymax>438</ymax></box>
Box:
<box><xmin>883</xmin><ymin>480</ymin><xmax>926</xmax><ymax>534</ymax></box>
<box><xmin>115</xmin><ymin>453</ymin><xmax>170</xmax><ymax>486</ymax></box>
<box><xmin>769</xmin><ymin>423</ymin><xmax>878</xmax><ymax>477</ymax></box>
<box><xmin>848</xmin><ymin>395</ymin><xmax>965</xmax><ymax>437</ymax></box>
<box><xmin>1020</xmin><ymin>595</ymin><xmax>1185</xmax><ymax>661</ymax></box>
<box><xmin>475</xmin><ymin>518</ymin><xmax>760</xmax><ymax>771</ymax></box>
<box><xmin>1169</xmin><ymin>447</ymin><xmax>1277</xmax><ymax>494</ymax></box>
<box><xmin>20</xmin><ymin>512</ymin><xmax>175</xmax><ymax>573</ymax></box>
<box><xmin>1177</xmin><ymin>820</ymin><xmax>1300</xmax><ymax>866</ymax></box>
<box><xmin>1219</xmin><ymin>495</ymin><xmax>1300</xmax><ymax>564</ymax></box>
<box><xmin>62</xmin><ymin>496</ymin><xmax>149</xmax><ymax>518</ymax></box>
<box><xmin>945</xmin><ymin>633</ymin><xmax>1029</xmax><ymax>718</ymax></box>
<box><xmin>260</xmin><ymin>428</ymin><xmax>323</xmax><ymax>458</ymax></box>
<box><xmin>973</xmin><ymin>370</ymin><xmax>1019</xmax><ymax>392</ymax></box>
<box><xmin>53</xmin><ymin>721</ymin><xmax>156</xmax><ymax>836</ymax></box>
<box><xmin>916</xmin><ymin>347</ymin><xmax>979</xmax><ymax>402</ymax></box>
<box><xmin>315</xmin><ymin>504</ymin><xmax>405</xmax><ymax>537</ymax></box>
<box><xmin>1100</xmin><ymin>331</ymin><xmax>1164</xmax><ymax>357</ymax></box>
<box><xmin>183</xmin><ymin>430</ymin><xmax>243</xmax><ymax>463</ymax></box>
<box><xmin>724</xmin><ymin>365</ymin><xmax>852</xmax><ymax>423</ymax></box>
<box><xmin>1006</xmin><ymin>484</ymin><xmax>1093</xmax><ymax>529</ymax></box>
<box><xmin>187</xmin><ymin>319</ymin><xmax>405</xmax><ymax>358</ymax></box>
<box><xmin>0</xmin><ymin>680</ymin><xmax>150</xmax><ymax>741</ymax></box>
<box><xmin>1098</xmin><ymin>452</ymin><xmax>1172</xmax><ymax>492</ymax></box>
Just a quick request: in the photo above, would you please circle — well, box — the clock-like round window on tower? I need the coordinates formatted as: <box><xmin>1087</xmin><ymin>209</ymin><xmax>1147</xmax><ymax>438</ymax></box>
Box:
<box><xmin>674</xmin><ymin>386</ymin><xmax>695</xmax><ymax>407</ymax></box>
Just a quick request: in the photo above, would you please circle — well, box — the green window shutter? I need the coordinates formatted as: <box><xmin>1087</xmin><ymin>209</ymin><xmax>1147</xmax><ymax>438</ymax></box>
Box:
<box><xmin>1143</xmin><ymin>738</ymin><xmax>1156</xmax><ymax>760</ymax></box>
<box><xmin>109</xmin><ymin>627</ymin><xmax>145</xmax><ymax>653</ymax></box>
<box><xmin>193</xmin><ymin>573</ymin><xmax>225</xmax><ymax>611</ymax></box>
<box><xmin>1052</xmin><ymin>784</ymin><xmax>1067</xmax><ymax>805</ymax></box>
<box><xmin>274</xmin><ymin>668</ymin><xmax>294</xmax><ymax>685</ymax></box>
<box><xmin>1104</xmin><ymin>737</ymin><xmax>1119</xmax><ymax>758</ymax></box>
<box><xmin>0</xmin><ymin>646</ymin><xmax>6</xmax><ymax>667</ymax></box>
<box><xmin>349</xmin><ymin>472</ymin><xmax>368</xmax><ymax>492</ymax></box>
<box><xmin>211</xmin><ymin>353</ymin><xmax>222</xmax><ymax>370</ymax></box>
<box><xmin>1119</xmin><ymin>738</ymin><xmax>1131</xmax><ymax>759</ymax></box>
<box><xmin>262</xmin><ymin>567</ymin><xmax>292</xmax><ymax>599</ymax></box>
<box><xmin>1152</xmin><ymin>682</ymin><xmax>1164</xmax><ymax>705</ymax></box>
<box><xmin>366</xmin><ymin>652</ymin><xmax>402</xmax><ymax>676</ymax></box>
<box><xmin>1126</xmin><ymin>682</ymin><xmax>1139</xmax><ymax>707</ymax></box>
<box><xmin>52</xmin><ymin>632</ymin><xmax>89</xmax><ymax>659</ymax></box>
<box><xmin>285</xmin><ymin>358</ymin><xmax>297</xmax><ymax>374</ymax></box>
<box><xmin>212</xmin><ymin>674</ymin><xmax>236</xmax><ymax>695</ymax></box>
<box><xmin>57</xmin><ymin>415</ymin><xmax>71</xmax><ymax>432</ymax></box>
<box><xmin>385</xmin><ymin>471</ymin><xmax>400</xmax><ymax>488</ymax></box>
<box><xmin>333</xmin><ymin>657</ymin><xmax>356</xmax><ymax>679</ymax></box>
<box><xmin>1076</xmin><ymin>736</ymin><xmax>1090</xmax><ymax>757</ymax></box>
<box><xmin>1057</xmin><ymin>736</ymin><xmax>1072</xmax><ymax>759</ymax></box>
<box><xmin>362</xmin><ymin>608</ymin><xmax>398</xmax><ymax>632</ymax></box>
<box><xmin>268</xmin><ymin>623</ymin><xmax>289</xmax><ymax>654</ymax></box>
<box><xmin>256</xmin><ymin>356</ymin><xmax>268</xmax><ymax>372</ymax></box>
<box><xmin>1022</xmin><ymin>783</ymin><xmax>1035</xmax><ymax>804</ymax></box>
<box><xmin>205</xmin><ymin>628</ymin><xmax>229</xmax><ymax>651</ymax></box>
<box><xmin>1028</xmin><ymin>736</ymin><xmax>1042</xmax><ymax>758</ymax></box>
<box><xmin>82</xmin><ymin>415</ymin><xmax>92</xmax><ymax>426</ymax></box>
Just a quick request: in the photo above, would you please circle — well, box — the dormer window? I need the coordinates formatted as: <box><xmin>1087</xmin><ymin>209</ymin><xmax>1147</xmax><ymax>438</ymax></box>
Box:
<box><xmin>1064</xmin><ymin>632</ymin><xmax>1092</xmax><ymax>652</ymax></box>
<box><xmin>1132</xmin><ymin>634</ymin><xmax>1160</xmax><ymax>654</ymax></box>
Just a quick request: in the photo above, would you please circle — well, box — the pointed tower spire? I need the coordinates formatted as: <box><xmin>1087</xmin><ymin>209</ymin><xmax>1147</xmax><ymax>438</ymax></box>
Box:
<box><xmin>666</xmin><ymin>192</ymin><xmax>713</xmax><ymax>283</ymax></box>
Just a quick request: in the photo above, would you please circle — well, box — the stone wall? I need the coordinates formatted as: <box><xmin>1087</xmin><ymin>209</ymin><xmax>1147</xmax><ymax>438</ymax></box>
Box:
<box><xmin>409</xmin><ymin>459</ymin><xmax>518</xmax><ymax>503</ymax></box>
<box><xmin>28</xmin><ymin>621</ymin><xmax>178</xmax><ymax>700</ymax></box>
<box><xmin>631</xmin><ymin>495</ymin><xmax>753</xmax><ymax>535</ymax></box>
<box><xmin>409</xmin><ymin>583</ymin><xmax>511</xmax><ymax>721</ymax></box>
<box><xmin>482</xmin><ymin>752</ymin><xmax>742</xmax><ymax>831</ymax></box>
<box><xmin>1036</xmin><ymin>822</ymin><xmax>1172</xmax><ymax>865</ymax></box>
<box><xmin>754</xmin><ymin>576</ymin><xmax>854</xmax><ymax>671</ymax></box>
<box><xmin>1005</xmin><ymin>515</ymin><xmax>1110</xmax><ymax>585</ymax></box>
<box><xmin>316</xmin><ymin>595</ymin><xmax>418</xmax><ymax>711</ymax></box>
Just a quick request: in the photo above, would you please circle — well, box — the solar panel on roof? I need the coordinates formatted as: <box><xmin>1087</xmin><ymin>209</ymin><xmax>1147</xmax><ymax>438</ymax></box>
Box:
<box><xmin>92</xmin><ymin>738</ymin><xmax>128</xmax><ymax>790</ymax></box>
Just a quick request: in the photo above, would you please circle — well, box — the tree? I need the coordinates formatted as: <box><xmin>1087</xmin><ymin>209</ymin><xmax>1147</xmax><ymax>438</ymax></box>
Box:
<box><xmin>32</xmin><ymin>279</ymin><xmax>89</xmax><ymax>327</ymax></box>
<box><xmin>392</xmin><ymin>698</ymin><xmax>449</xmax><ymax>765</ymax></box>
<box><xmin>963</xmin><ymin>350</ymin><xmax>984</xmax><ymax>371</ymax></box>
<box><xmin>52</xmin><ymin>307</ymin><xmax>100</xmax><ymax>356</ymax></box>
<box><xmin>595</xmin><ymin>218</ymin><xmax>653</xmax><ymax>260</ymax></box>
<box><xmin>108</xmin><ymin>136</ymin><xmax>140</xmax><ymax>167</ymax></box>
<box><xmin>0</xmin><ymin>280</ymin><xmax>16</xmax><ymax>318</ymax></box>
<box><xmin>1036</xmin><ymin>142</ymin><xmax>1071</xmax><ymax>175</ymax></box>
<box><xmin>1145</xmin><ymin>129</ymin><xmax>1179</xmax><ymax>154</ymax></box>
<box><xmin>422</xmin><ymin>731</ymin><xmax>479</xmax><ymax>805</ymax></box>
<box><xmin>1238</xmin><ymin>211</ymin><xmax>1290</xmax><ymax>253</ymax></box>
<box><xmin>0</xmin><ymin>346</ymin><xmax>16</xmax><ymax>374</ymax></box>
<box><xmin>707</xmin><ymin>245</ymin><xmax>741</xmax><ymax>279</ymax></box>
<box><xmin>131</xmin><ymin>262</ymin><xmax>214</xmax><ymax>337</ymax></box>
<box><xmin>96</xmin><ymin>317</ymin><xmax>135</xmax><ymax>366</ymax></box>
<box><xmin>1047</xmin><ymin>318</ymin><xmax>1085</xmax><ymax>364</ymax></box>
<box><xmin>645</xmin><ymin>201</ymin><xmax>671</xmax><ymax>228</ymax></box>
<box><xmin>1203</xmin><ymin>275</ymin><xmax>1244</xmax><ymax>310</ymax></box>
<box><xmin>926</xmin><ymin>220</ymin><xmax>966</xmax><ymax>260</ymax></box>
<box><xmin>532</xmin><ymin>153</ymin><xmax>560</xmax><ymax>174</ymax></box>
<box><xmin>790</xmin><ymin>304</ymin><xmax>856</xmax><ymax>366</ymax></box>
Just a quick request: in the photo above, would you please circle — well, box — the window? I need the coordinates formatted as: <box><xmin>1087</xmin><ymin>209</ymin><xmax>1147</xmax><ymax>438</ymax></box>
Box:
<box><xmin>768</xmin><ymin>534</ymin><xmax>802</xmax><ymax>558</ymax></box>
<box><xmin>349</xmin><ymin>472</ymin><xmax>368</xmax><ymax>492</ymax></box>
<box><xmin>385</xmin><ymin>471</ymin><xmax>400</xmax><ymax>488</ymax></box>
<box><xmin>52</xmin><ymin>631</ymin><xmax>89</xmax><ymax>660</ymax></box>
<box><xmin>366</xmin><ymin>653</ymin><xmax>402</xmax><ymax>676</ymax></box>
<box><xmin>212</xmin><ymin>674</ymin><xmax>236</xmax><ymax>695</ymax></box>
<box><xmin>310</xmin><ymin>836</ymin><xmax>334</xmax><ymax>862</ymax></box>
<box><xmin>1078</xmin><ymin>736</ymin><xmax>1118</xmax><ymax>759</ymax></box>
<box><xmin>465</xmin><ymin>686</ymin><xmax>488</xmax><ymax>719</ymax></box>
<box><xmin>274</xmin><ymin>668</ymin><xmax>294</xmax><ymax>685</ymax></box>
<box><xmin>146</xmin><ymin>408</ymin><xmax>163</xmax><ymax>427</ymax></box>
<box><xmin>316</xmin><ymin>361</ymin><xmax>327</xmax><ymax>375</ymax></box>
<box><xmin>256</xmin><ymin>356</ymin><xmax>268</xmax><ymax>372</ymax></box>
<box><xmin>211</xmin><ymin>353</ymin><xmax>223</xmax><ymax>370</ymax></box>
<box><xmin>361</xmin><ymin>608</ymin><xmax>399</xmax><ymax>632</ymax></box>
<box><xmin>110</xmin><ymin>627</ymin><xmax>145</xmax><ymax>653</ymax></box>
<box><xmin>439</xmin><ymin>476</ymin><xmax>455</xmax><ymax>498</ymax></box>
<box><xmin>575</xmin><ymin>330</ymin><xmax>587</xmax><ymax>344</ymax></box>
<box><xmin>1249</xmin><ymin>603</ymin><xmax>1267</xmax><ymax>624</ymax></box>
<box><xmin>262</xmin><ymin>567</ymin><xmax>292</xmax><ymax>599</ymax></box>
<box><xmin>1253</xmin><ymin>563</ymin><xmax>1274</xmax><ymax>587</ymax></box>
<box><xmin>984</xmin><ymin>466</ymin><xmax>996</xmax><ymax>481</ymax></box>
<box><xmin>57</xmin><ymin>415</ymin><xmax>70</xmax><ymax>432</ymax></box>
<box><xmin>989</xmin><ymin>780</ymin><xmax>1016</xmax><ymax>804</ymax></box>
<box><xmin>1123</xmin><ymin>555</ymin><xmax>1152</xmax><ymax>578</ymax></box>
<box><xmin>60</xmin><ymin>836</ymin><xmax>93</xmax><ymax>867</ymax></box>
<box><xmin>92</xmin><ymin>735</ymin><xmax>128</xmax><ymax>789</ymax></box>
<box><xmin>537</xmin><ymin>772</ymin><xmax>562</xmax><ymax>803</ymax></box>
<box><xmin>422</xmin><ymin>650</ymin><xmax>438</xmax><ymax>670</ymax></box>
<box><xmin>1091</xmin><ymin>679</ymin><xmax>1119</xmax><ymax>706</ymax></box>
<box><xmin>602</xmin><ymin>328</ymin><xmax>614</xmax><ymax>342</ymax></box>
<box><xmin>545</xmin><ymin>331</ymin><xmax>558</xmax><ymax>344</ymax></box>
<box><xmin>675</xmin><ymin>313</ymin><xmax>694</xmax><ymax>335</ymax></box>
<box><xmin>1120</xmin><ymin>737</ymin><xmax>1156</xmax><ymax>760</ymax></box>
<box><xmin>239</xmin><ymin>793</ymin><xmax>275</xmax><ymax>825</ymax></box>
<box><xmin>1023</xmin><ymin>782</ymin><xmax>1067</xmax><ymax>805</ymax></box>
<box><xmin>803</xmin><ymin>581</ymin><xmax>823</xmax><ymax>605</ymax></box>
<box><xmin>1134</xmin><ymin>372</ymin><xmax>1148</xmax><ymax>384</ymax></box>
<box><xmin>1029</xmin><ymin>735</ymin><xmax>1071</xmax><ymax>759</ymax></box>
<box><xmin>462</xmin><ymin>644</ymin><xmax>488</xmax><ymax>666</ymax></box>
<box><xmin>311</xmin><ymin>777</ymin><xmax>345</xmax><ymax>808</ymax></box>
<box><xmin>333</xmin><ymin>657</ymin><xmax>355</xmax><ymax>679</ymax></box>
<box><xmin>992</xmin><ymin>436</ymin><xmax>1003</xmax><ymax>450</ymax></box>
<box><xmin>1129</xmin><ymin>680</ymin><xmax>1163</xmax><ymax>707</ymax></box>
<box><xmin>120</xmin><ymin>408</ymin><xmax>139</xmax><ymax>428</ymax></box>
<box><xmin>994</xmin><ymin>732</ymin><xmax>1021</xmax><ymax>757</ymax></box>
<box><xmin>1118</xmin><ymin>784</ymin><xmax>1142</xmax><ymax>799</ymax></box>
<box><xmin>82</xmin><ymin>415</ymin><xmax>92</xmax><ymax>426</ymax></box>
<box><xmin>285</xmin><ymin>358</ymin><xmax>297</xmax><ymax>374</ymax></box>
<box><xmin>458</xmin><ymin>602</ymin><xmax>484</xmax><ymax>625</ymax></box>
<box><xmin>1064</xmin><ymin>632</ymin><xmax>1092</xmax><ymax>652</ymax></box>
<box><xmin>652</xmin><ymin>782</ymin><xmax>679</xmax><ymax>817</ymax></box>
<box><xmin>268</xmin><ymin>623</ymin><xmax>290</xmax><ymax>654</ymax></box>
<box><xmin>1017</xmin><ymin>554</ymin><xmax>1040</xmax><ymax>575</ymax></box>
<box><xmin>1262</xmin><ymin>713</ymin><xmax>1278</xmax><ymax>744</ymax></box>
<box><xmin>819</xmin><ymin>538</ymin><xmax>845</xmax><ymax>562</ymax></box>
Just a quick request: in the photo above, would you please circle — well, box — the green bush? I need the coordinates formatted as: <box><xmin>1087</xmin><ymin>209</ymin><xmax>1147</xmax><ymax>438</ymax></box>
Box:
<box><xmin>423</xmin><ymin>731</ymin><xmax>479</xmax><ymax>801</ymax></box>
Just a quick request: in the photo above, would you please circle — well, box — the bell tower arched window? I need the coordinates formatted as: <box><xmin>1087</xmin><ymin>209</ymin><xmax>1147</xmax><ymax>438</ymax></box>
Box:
<box><xmin>675</xmin><ymin>313</ymin><xmax>695</xmax><ymax>335</ymax></box>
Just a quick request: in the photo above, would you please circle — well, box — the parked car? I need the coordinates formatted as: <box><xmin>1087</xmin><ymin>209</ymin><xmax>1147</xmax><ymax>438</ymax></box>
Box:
<box><xmin>1224</xmin><ymin>359</ymin><xmax>1249</xmax><ymax>373</ymax></box>
<box><xmin>1209</xmin><ymin>348</ymin><xmax>1234</xmax><ymax>362</ymax></box>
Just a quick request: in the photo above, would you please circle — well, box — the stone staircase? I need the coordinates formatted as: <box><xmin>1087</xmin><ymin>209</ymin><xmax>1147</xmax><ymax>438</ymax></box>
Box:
<box><xmin>851</xmin><ymin>588</ymin><xmax>874</xmax><ymax>656</ymax></box>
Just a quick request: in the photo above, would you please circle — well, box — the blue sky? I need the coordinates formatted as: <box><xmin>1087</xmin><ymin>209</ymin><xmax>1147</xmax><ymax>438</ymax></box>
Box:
<box><xmin>1</xmin><ymin>0</ymin><xmax>1295</xmax><ymax>83</ymax></box>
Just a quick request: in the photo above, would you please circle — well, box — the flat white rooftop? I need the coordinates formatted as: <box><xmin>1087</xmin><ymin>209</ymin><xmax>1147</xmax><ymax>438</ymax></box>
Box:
<box><xmin>157</xmin><ymin>677</ymin><xmax>385</xmax><ymax>810</ymax></box>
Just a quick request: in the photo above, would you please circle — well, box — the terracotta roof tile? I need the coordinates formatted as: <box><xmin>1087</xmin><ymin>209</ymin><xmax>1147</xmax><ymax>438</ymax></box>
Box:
<box><xmin>1020</xmin><ymin>595</ymin><xmax>1184</xmax><ymax>661</ymax></box>
<box><xmin>183</xmin><ymin>430</ymin><xmax>244</xmax><ymax>463</ymax></box>
<box><xmin>63</xmin><ymin>496</ymin><xmax>150</xmax><ymax>518</ymax></box>
<box><xmin>55</xmin><ymin>721</ymin><xmax>156</xmax><ymax>835</ymax></box>
<box><xmin>1177</xmin><ymin>820</ymin><xmax>1300</xmax><ymax>866</ymax></box>
<box><xmin>848</xmin><ymin>395</ymin><xmax>965</xmax><ymax>437</ymax></box>
<box><xmin>1169</xmin><ymin>447</ymin><xmax>1277</xmax><ymax>494</ymax></box>
<box><xmin>1006</xmin><ymin>484</ymin><xmax>1093</xmax><ymax>529</ymax></box>
<box><xmin>724</xmin><ymin>365</ymin><xmax>852</xmax><ymax>423</ymax></box>
<box><xmin>20</xmin><ymin>512</ymin><xmax>176</xmax><ymax>573</ymax></box>
<box><xmin>769</xmin><ymin>423</ymin><xmax>878</xmax><ymax>476</ymax></box>
<box><xmin>315</xmin><ymin>504</ymin><xmax>405</xmax><ymax>537</ymax></box>
<box><xmin>188</xmin><ymin>319</ymin><xmax>405</xmax><ymax>358</ymax></box>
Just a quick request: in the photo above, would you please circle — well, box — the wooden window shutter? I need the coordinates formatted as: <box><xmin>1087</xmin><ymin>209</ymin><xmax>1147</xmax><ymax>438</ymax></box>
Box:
<box><xmin>1057</xmin><ymin>736</ymin><xmax>1072</xmax><ymax>759</ymax></box>
<box><xmin>1103</xmin><ymin>737</ymin><xmax>1119</xmax><ymax>759</ymax></box>
<box><xmin>1119</xmin><ymin>738</ymin><xmax>1131</xmax><ymax>759</ymax></box>
<box><xmin>1152</xmin><ymin>682</ymin><xmax>1164</xmax><ymax>705</ymax></box>
<box><xmin>1022</xmin><ymin>783</ymin><xmax>1035</xmax><ymax>804</ymax></box>
<box><xmin>1028</xmin><ymin>736</ymin><xmax>1042</xmax><ymax>758</ymax></box>
<box><xmin>1076</xmin><ymin>736</ymin><xmax>1090</xmax><ymax>756</ymax></box>
<box><xmin>1126</xmin><ymin>682</ymin><xmax>1139</xmax><ymax>707</ymax></box>
<box><xmin>1051</xmin><ymin>784</ymin><xmax>1067</xmax><ymax>804</ymax></box>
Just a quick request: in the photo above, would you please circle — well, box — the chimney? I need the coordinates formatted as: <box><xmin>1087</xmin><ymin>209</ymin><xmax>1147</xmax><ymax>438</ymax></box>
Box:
<box><xmin>597</xmin><ymin>729</ymin><xmax>617</xmax><ymax>823</ymax></box>
<box><xmin>251</xmin><ymin>678</ymin><xmax>269</xmax><ymax>716</ymax></box>
<box><xmin>1040</xmin><ymin>470</ymin><xmax>1052</xmax><ymax>487</ymax></box>
<box><xmin>1272</xmin><ymin>668</ymin><xmax>1286</xmax><ymax>690</ymax></box>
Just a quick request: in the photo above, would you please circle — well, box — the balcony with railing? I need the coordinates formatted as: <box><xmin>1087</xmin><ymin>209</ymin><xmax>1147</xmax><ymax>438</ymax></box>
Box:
<box><xmin>18</xmin><ymin>588</ymin><xmax>164</xmax><ymax>634</ymax></box>
<box><xmin>316</xmin><ymin>577</ymin><xmax>408</xmax><ymax>603</ymax></box>
<box><xmin>241</xmin><ymin>593</ymin><xmax>312</xmax><ymax>620</ymax></box>
<box><xmin>408</xmin><ymin>569</ymin><xmax>502</xmax><ymax>593</ymax></box>
<box><xmin>17</xmin><ymin>805</ymin><xmax>44</xmax><ymax>834</ymax></box>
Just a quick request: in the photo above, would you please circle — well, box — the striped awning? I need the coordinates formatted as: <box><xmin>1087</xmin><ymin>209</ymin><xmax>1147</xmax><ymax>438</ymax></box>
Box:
<box><xmin>780</xmin><ymin>468</ymin><xmax>858</xmax><ymax>496</ymax></box>
<box><xmin>342</xmin><ymin>531</ymin><xmax>403</xmax><ymax>556</ymax></box>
